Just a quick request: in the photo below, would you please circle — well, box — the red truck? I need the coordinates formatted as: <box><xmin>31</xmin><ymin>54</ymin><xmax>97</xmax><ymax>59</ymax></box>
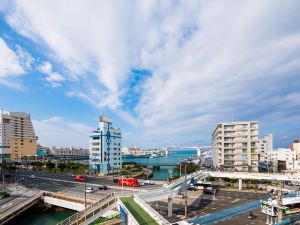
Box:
<box><xmin>74</xmin><ymin>174</ymin><xmax>87</xmax><ymax>182</ymax></box>
<box><xmin>118</xmin><ymin>178</ymin><xmax>139</xmax><ymax>187</ymax></box>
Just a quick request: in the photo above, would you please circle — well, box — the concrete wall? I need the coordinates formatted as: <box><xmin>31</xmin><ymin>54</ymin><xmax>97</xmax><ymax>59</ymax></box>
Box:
<box><xmin>44</xmin><ymin>196</ymin><xmax>85</xmax><ymax>211</ymax></box>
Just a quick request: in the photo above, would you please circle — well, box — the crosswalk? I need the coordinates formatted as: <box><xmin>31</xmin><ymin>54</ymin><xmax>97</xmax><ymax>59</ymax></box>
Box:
<box><xmin>22</xmin><ymin>189</ymin><xmax>39</xmax><ymax>197</ymax></box>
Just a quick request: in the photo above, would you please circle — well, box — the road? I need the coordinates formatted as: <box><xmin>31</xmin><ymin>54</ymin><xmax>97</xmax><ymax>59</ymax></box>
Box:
<box><xmin>9</xmin><ymin>169</ymin><xmax>162</xmax><ymax>199</ymax></box>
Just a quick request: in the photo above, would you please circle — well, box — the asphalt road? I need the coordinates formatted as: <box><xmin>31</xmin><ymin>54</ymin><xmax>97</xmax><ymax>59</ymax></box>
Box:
<box><xmin>8</xmin><ymin>169</ymin><xmax>162</xmax><ymax>200</ymax></box>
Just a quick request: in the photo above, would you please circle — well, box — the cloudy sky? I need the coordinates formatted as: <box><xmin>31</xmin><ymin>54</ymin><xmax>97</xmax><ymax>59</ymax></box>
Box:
<box><xmin>0</xmin><ymin>0</ymin><xmax>300</xmax><ymax>148</ymax></box>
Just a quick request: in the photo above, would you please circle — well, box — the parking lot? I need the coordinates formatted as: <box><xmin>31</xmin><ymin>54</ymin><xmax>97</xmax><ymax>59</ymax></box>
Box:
<box><xmin>149</xmin><ymin>189</ymin><xmax>267</xmax><ymax>224</ymax></box>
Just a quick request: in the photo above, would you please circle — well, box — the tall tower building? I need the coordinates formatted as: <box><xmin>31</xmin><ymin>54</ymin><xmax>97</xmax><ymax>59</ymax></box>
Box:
<box><xmin>0</xmin><ymin>111</ymin><xmax>37</xmax><ymax>161</ymax></box>
<box><xmin>9</xmin><ymin>112</ymin><xmax>37</xmax><ymax>160</ymax></box>
<box><xmin>212</xmin><ymin>121</ymin><xmax>259</xmax><ymax>172</ymax></box>
<box><xmin>89</xmin><ymin>116</ymin><xmax>122</xmax><ymax>175</ymax></box>
<box><xmin>0</xmin><ymin>112</ymin><xmax>11</xmax><ymax>162</ymax></box>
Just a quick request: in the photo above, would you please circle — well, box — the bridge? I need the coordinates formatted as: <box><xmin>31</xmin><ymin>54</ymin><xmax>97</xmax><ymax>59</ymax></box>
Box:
<box><xmin>160</xmin><ymin>146</ymin><xmax>211</xmax><ymax>157</ymax></box>
<box><xmin>0</xmin><ymin>190</ymin><xmax>43</xmax><ymax>224</ymax></box>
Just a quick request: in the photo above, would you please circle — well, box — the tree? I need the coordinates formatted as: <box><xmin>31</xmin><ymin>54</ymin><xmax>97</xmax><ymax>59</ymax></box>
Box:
<box><xmin>175</xmin><ymin>162</ymin><xmax>200</xmax><ymax>174</ymax></box>
<box><xmin>30</xmin><ymin>161</ymin><xmax>45</xmax><ymax>170</ymax></box>
<box><xmin>46</xmin><ymin>161</ymin><xmax>55</xmax><ymax>172</ymax></box>
<box><xmin>57</xmin><ymin>163</ymin><xmax>67</xmax><ymax>173</ymax></box>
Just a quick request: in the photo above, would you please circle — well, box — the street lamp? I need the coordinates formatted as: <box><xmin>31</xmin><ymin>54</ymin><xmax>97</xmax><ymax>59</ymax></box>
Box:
<box><xmin>16</xmin><ymin>178</ymin><xmax>24</xmax><ymax>195</ymax></box>
<box><xmin>184</xmin><ymin>161</ymin><xmax>188</xmax><ymax>219</ymax></box>
<box><xmin>84</xmin><ymin>169</ymin><xmax>88</xmax><ymax>208</ymax></box>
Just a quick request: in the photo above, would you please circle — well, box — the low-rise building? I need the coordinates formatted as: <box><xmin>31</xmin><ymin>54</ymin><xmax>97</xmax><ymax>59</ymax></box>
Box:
<box><xmin>121</xmin><ymin>147</ymin><xmax>142</xmax><ymax>155</ymax></box>
<box><xmin>266</xmin><ymin>140</ymin><xmax>300</xmax><ymax>172</ymax></box>
<box><xmin>47</xmin><ymin>146</ymin><xmax>89</xmax><ymax>156</ymax></box>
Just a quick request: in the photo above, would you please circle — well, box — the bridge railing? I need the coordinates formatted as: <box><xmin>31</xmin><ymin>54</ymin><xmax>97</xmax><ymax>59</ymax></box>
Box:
<box><xmin>56</xmin><ymin>193</ymin><xmax>116</xmax><ymax>225</ymax></box>
<box><xmin>134</xmin><ymin>194</ymin><xmax>171</xmax><ymax>225</ymax></box>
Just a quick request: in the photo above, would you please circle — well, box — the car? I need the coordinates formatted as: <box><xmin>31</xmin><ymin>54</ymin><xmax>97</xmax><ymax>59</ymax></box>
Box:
<box><xmin>98</xmin><ymin>185</ymin><xmax>108</xmax><ymax>190</ymax></box>
<box><xmin>74</xmin><ymin>175</ymin><xmax>87</xmax><ymax>182</ymax></box>
<box><xmin>188</xmin><ymin>185</ymin><xmax>197</xmax><ymax>191</ymax></box>
<box><xmin>85</xmin><ymin>187</ymin><xmax>94</xmax><ymax>193</ymax></box>
<box><xmin>203</xmin><ymin>186</ymin><xmax>214</xmax><ymax>194</ymax></box>
<box><xmin>29</xmin><ymin>175</ymin><xmax>36</xmax><ymax>178</ymax></box>
<box><xmin>143</xmin><ymin>180</ymin><xmax>154</xmax><ymax>185</ymax></box>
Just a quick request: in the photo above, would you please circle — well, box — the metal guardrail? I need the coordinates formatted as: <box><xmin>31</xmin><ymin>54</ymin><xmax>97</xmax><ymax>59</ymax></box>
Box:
<box><xmin>56</xmin><ymin>193</ymin><xmax>116</xmax><ymax>225</ymax></box>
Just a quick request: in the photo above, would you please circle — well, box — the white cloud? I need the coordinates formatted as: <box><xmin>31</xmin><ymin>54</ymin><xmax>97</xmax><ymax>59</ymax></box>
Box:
<box><xmin>37</xmin><ymin>61</ymin><xmax>52</xmax><ymax>74</ymax></box>
<box><xmin>2</xmin><ymin>1</ymin><xmax>300</xmax><ymax>147</ymax></box>
<box><xmin>0</xmin><ymin>37</ymin><xmax>25</xmax><ymax>88</ymax></box>
<box><xmin>37</xmin><ymin>61</ymin><xmax>65</xmax><ymax>87</ymax></box>
<box><xmin>33</xmin><ymin>116</ymin><xmax>93</xmax><ymax>148</ymax></box>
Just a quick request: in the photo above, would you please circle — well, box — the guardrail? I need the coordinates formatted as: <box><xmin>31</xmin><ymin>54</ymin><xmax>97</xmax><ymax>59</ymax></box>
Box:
<box><xmin>57</xmin><ymin>193</ymin><xmax>116</xmax><ymax>225</ymax></box>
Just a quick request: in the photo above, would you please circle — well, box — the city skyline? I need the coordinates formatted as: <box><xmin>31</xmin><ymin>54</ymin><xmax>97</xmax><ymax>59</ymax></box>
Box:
<box><xmin>1</xmin><ymin>1</ymin><xmax>300</xmax><ymax>148</ymax></box>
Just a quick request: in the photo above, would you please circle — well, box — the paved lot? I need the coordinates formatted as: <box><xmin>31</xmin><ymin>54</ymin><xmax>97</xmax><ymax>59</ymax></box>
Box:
<box><xmin>149</xmin><ymin>189</ymin><xmax>266</xmax><ymax>223</ymax></box>
<box><xmin>216</xmin><ymin>208</ymin><xmax>266</xmax><ymax>225</ymax></box>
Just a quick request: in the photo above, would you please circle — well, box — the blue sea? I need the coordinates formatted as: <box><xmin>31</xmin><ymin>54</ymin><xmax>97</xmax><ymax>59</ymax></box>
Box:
<box><xmin>123</xmin><ymin>150</ymin><xmax>197</xmax><ymax>180</ymax></box>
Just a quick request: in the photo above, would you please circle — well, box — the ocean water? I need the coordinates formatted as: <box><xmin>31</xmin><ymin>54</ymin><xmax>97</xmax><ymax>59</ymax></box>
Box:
<box><xmin>123</xmin><ymin>150</ymin><xmax>197</xmax><ymax>180</ymax></box>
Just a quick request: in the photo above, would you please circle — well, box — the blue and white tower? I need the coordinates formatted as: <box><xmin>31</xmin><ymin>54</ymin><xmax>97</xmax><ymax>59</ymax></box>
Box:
<box><xmin>89</xmin><ymin>116</ymin><xmax>122</xmax><ymax>175</ymax></box>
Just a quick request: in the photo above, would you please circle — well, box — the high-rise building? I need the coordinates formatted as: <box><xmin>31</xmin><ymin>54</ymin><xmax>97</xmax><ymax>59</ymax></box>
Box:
<box><xmin>212</xmin><ymin>121</ymin><xmax>259</xmax><ymax>172</ymax></box>
<box><xmin>0</xmin><ymin>111</ymin><xmax>37</xmax><ymax>161</ymax></box>
<box><xmin>89</xmin><ymin>116</ymin><xmax>122</xmax><ymax>175</ymax></box>
<box><xmin>0</xmin><ymin>112</ymin><xmax>11</xmax><ymax>162</ymax></box>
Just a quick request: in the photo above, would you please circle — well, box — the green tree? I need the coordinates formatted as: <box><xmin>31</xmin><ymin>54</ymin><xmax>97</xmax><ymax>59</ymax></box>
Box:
<box><xmin>46</xmin><ymin>161</ymin><xmax>55</xmax><ymax>172</ymax></box>
<box><xmin>175</xmin><ymin>162</ymin><xmax>200</xmax><ymax>174</ymax></box>
<box><xmin>57</xmin><ymin>163</ymin><xmax>67</xmax><ymax>173</ymax></box>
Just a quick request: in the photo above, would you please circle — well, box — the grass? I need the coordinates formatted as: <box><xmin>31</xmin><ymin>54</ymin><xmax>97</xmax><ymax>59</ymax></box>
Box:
<box><xmin>89</xmin><ymin>215</ymin><xmax>120</xmax><ymax>225</ymax></box>
<box><xmin>121</xmin><ymin>197</ymin><xmax>159</xmax><ymax>225</ymax></box>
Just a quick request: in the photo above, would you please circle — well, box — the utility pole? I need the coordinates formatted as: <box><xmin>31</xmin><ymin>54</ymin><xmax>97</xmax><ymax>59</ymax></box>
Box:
<box><xmin>1</xmin><ymin>109</ymin><xmax>4</xmax><ymax>191</ymax></box>
<box><xmin>277</xmin><ymin>184</ymin><xmax>283</xmax><ymax>223</ymax></box>
<box><xmin>84</xmin><ymin>171</ymin><xmax>87</xmax><ymax>208</ymax></box>
<box><xmin>180</xmin><ymin>163</ymin><xmax>182</xmax><ymax>177</ymax></box>
<box><xmin>184</xmin><ymin>162</ymin><xmax>188</xmax><ymax>219</ymax></box>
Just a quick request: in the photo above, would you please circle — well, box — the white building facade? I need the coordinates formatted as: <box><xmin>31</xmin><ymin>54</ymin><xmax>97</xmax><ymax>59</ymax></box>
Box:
<box><xmin>212</xmin><ymin>121</ymin><xmax>259</xmax><ymax>172</ymax></box>
<box><xmin>267</xmin><ymin>141</ymin><xmax>300</xmax><ymax>172</ymax></box>
<box><xmin>89</xmin><ymin>116</ymin><xmax>122</xmax><ymax>175</ymax></box>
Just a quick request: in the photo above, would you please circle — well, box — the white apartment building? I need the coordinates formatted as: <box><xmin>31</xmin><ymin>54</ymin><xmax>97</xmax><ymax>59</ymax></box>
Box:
<box><xmin>212</xmin><ymin>121</ymin><xmax>259</xmax><ymax>172</ymax></box>
<box><xmin>89</xmin><ymin>116</ymin><xmax>122</xmax><ymax>175</ymax></box>
<box><xmin>258</xmin><ymin>134</ymin><xmax>273</xmax><ymax>171</ymax></box>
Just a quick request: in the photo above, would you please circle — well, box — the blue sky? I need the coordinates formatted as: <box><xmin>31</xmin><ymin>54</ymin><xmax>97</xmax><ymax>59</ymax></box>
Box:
<box><xmin>0</xmin><ymin>0</ymin><xmax>300</xmax><ymax>148</ymax></box>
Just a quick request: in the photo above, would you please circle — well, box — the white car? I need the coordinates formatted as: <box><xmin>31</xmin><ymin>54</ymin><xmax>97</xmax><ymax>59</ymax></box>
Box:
<box><xmin>29</xmin><ymin>175</ymin><xmax>36</xmax><ymax>178</ymax></box>
<box><xmin>143</xmin><ymin>180</ymin><xmax>154</xmax><ymax>185</ymax></box>
<box><xmin>85</xmin><ymin>187</ymin><xmax>94</xmax><ymax>193</ymax></box>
